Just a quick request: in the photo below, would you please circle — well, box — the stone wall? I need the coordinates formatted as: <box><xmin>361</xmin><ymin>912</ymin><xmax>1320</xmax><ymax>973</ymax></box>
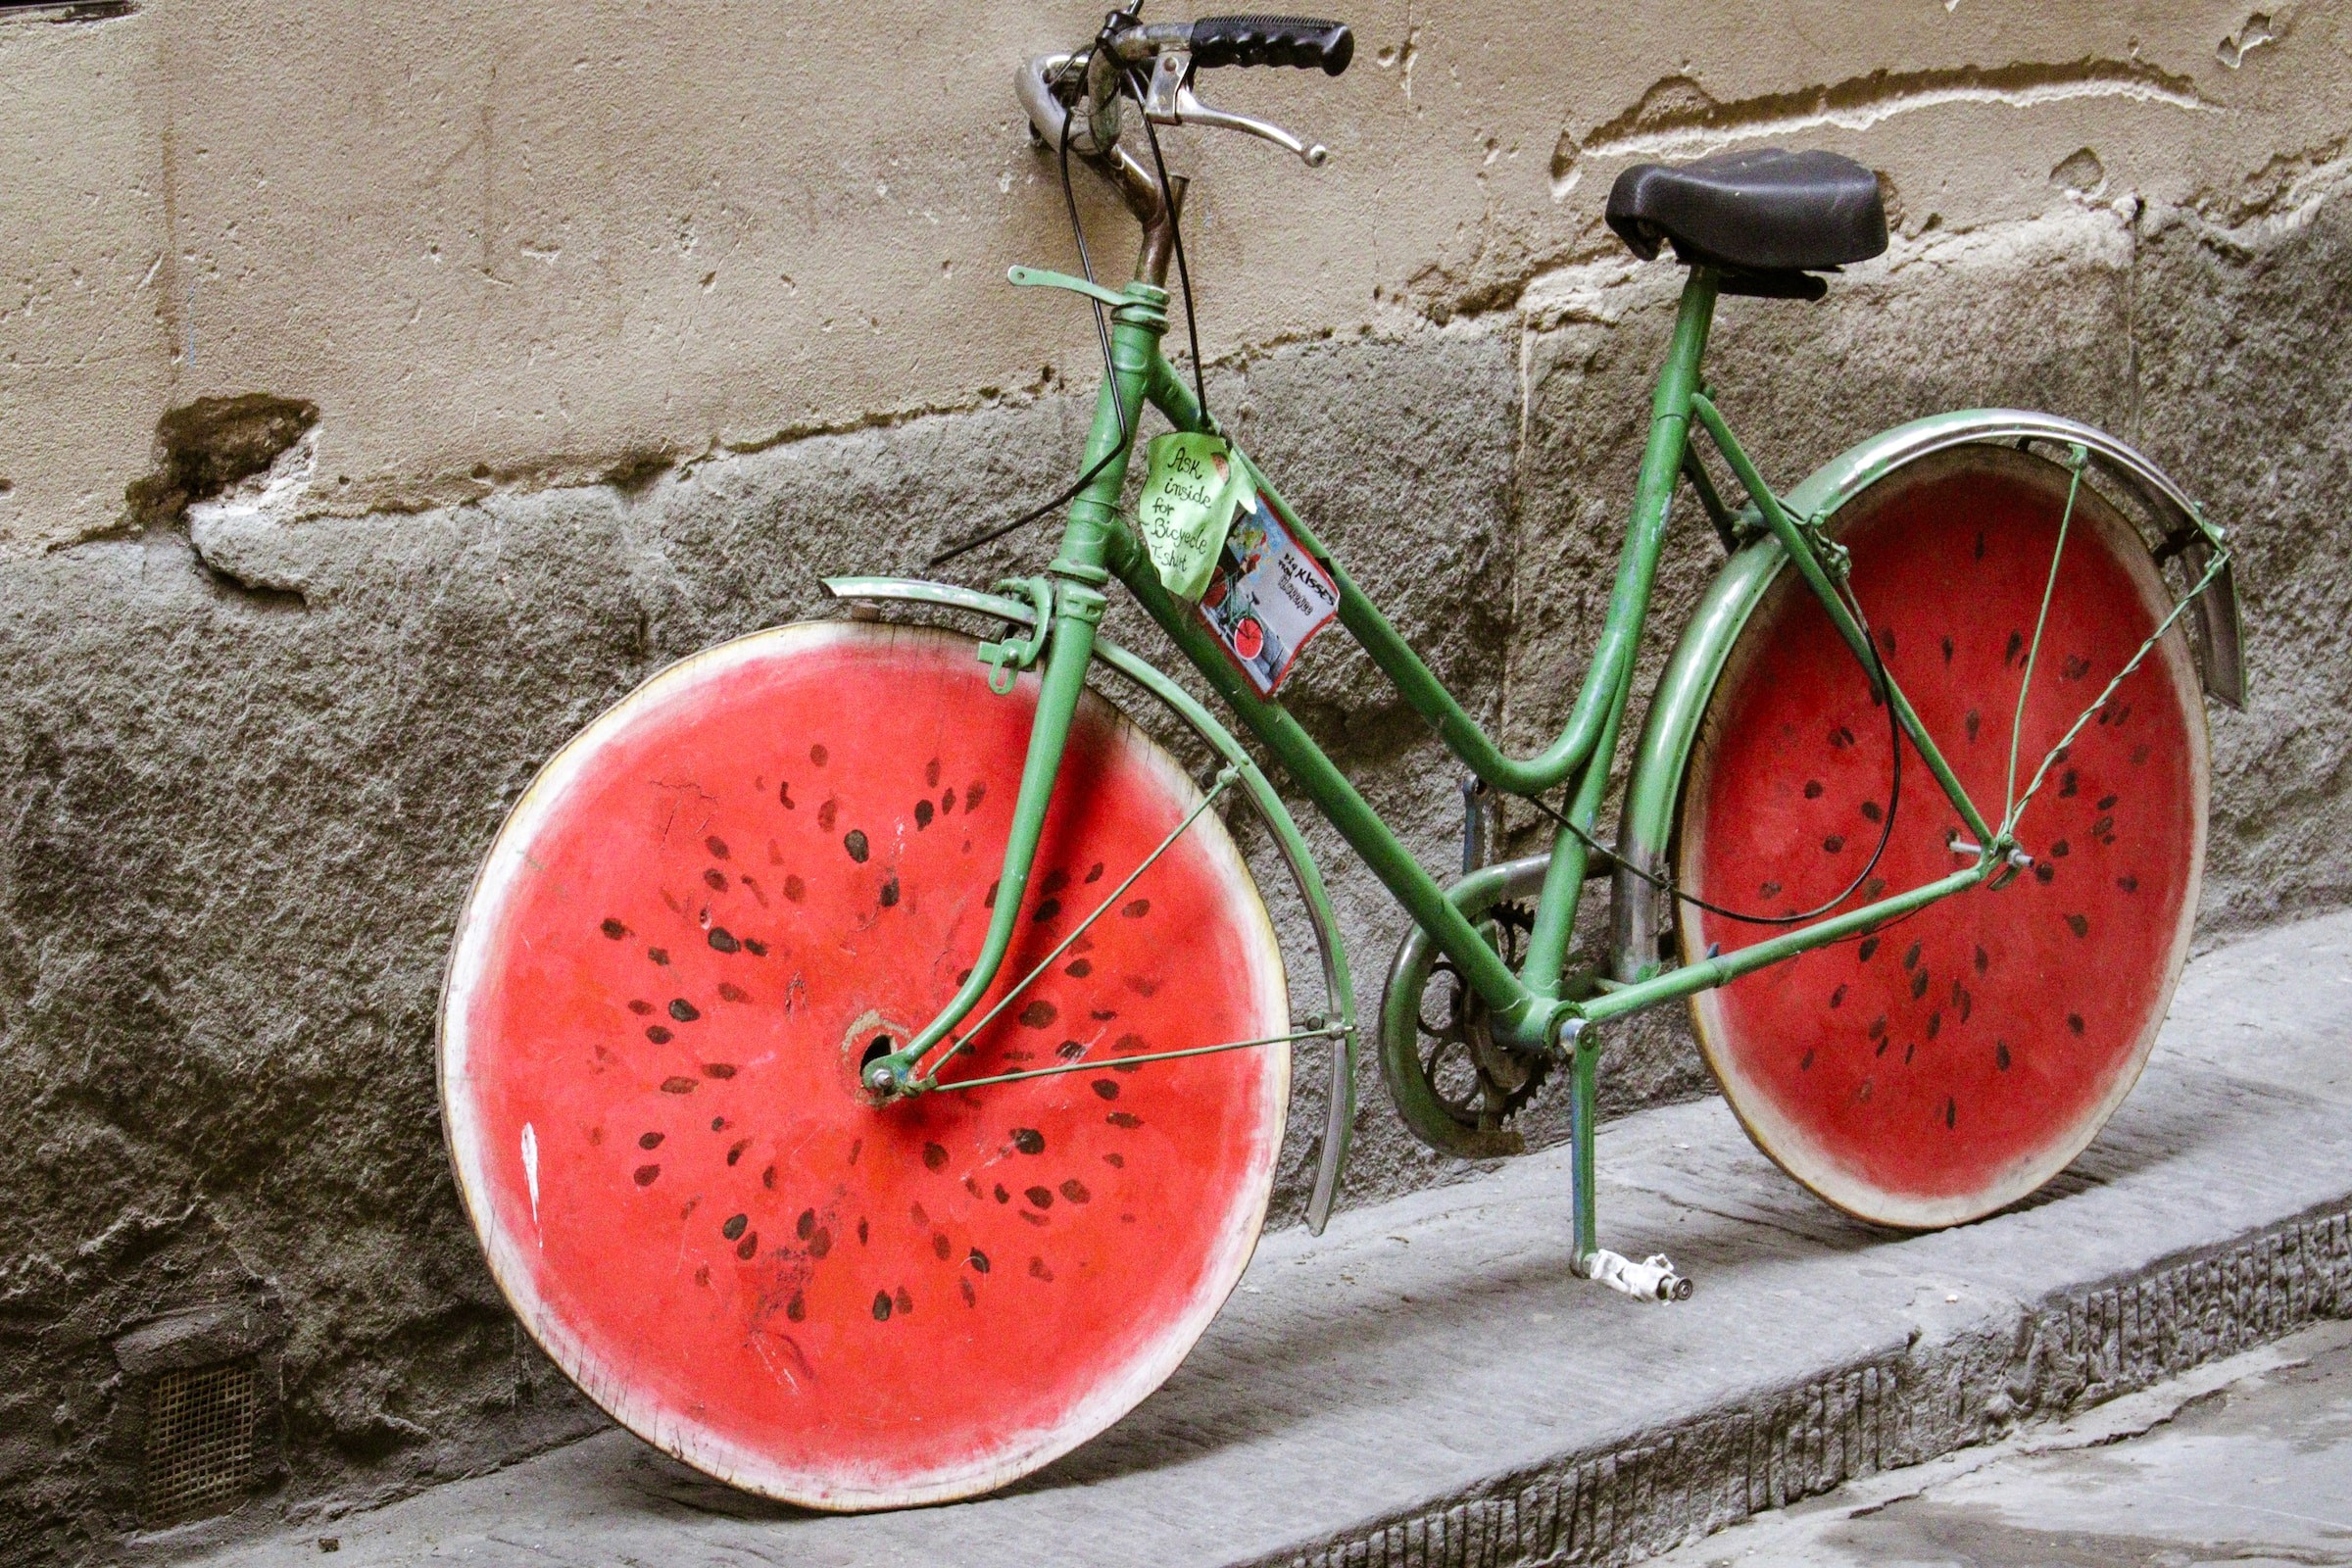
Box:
<box><xmin>5</xmin><ymin>0</ymin><xmax>2350</xmax><ymax>1559</ymax></box>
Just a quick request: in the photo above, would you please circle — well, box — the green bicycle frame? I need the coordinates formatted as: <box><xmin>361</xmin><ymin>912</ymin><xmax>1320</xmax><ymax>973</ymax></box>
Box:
<box><xmin>868</xmin><ymin>263</ymin><xmax>2005</xmax><ymax>1099</ymax></box>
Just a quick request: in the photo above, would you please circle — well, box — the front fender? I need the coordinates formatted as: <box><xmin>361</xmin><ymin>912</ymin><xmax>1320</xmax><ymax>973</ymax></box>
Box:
<box><xmin>820</xmin><ymin>575</ymin><xmax>1360</xmax><ymax>1234</ymax></box>
<box><xmin>1607</xmin><ymin>410</ymin><xmax>2243</xmax><ymax>983</ymax></box>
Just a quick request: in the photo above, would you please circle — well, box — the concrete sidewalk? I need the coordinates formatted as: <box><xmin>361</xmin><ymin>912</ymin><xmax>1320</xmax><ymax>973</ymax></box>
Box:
<box><xmin>185</xmin><ymin>909</ymin><xmax>2352</xmax><ymax>1568</ymax></box>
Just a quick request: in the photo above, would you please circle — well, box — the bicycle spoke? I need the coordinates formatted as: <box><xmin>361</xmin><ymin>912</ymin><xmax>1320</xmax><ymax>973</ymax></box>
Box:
<box><xmin>2004</xmin><ymin>446</ymin><xmax>2085</xmax><ymax>820</ymax></box>
<box><xmin>928</xmin><ymin>1025</ymin><xmax>1346</xmax><ymax>1094</ymax></box>
<box><xmin>913</xmin><ymin>764</ymin><xmax>1239</xmax><ymax>1085</ymax></box>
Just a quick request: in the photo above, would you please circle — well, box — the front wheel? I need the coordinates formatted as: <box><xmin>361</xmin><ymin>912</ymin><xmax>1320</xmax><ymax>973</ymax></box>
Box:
<box><xmin>1675</xmin><ymin>443</ymin><xmax>2208</xmax><ymax>1229</ymax></box>
<box><xmin>439</xmin><ymin>621</ymin><xmax>1290</xmax><ymax>1507</ymax></box>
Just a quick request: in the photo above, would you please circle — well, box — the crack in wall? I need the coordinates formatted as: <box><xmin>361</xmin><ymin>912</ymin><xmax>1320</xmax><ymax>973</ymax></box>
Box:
<box><xmin>1552</xmin><ymin>61</ymin><xmax>2211</xmax><ymax>197</ymax></box>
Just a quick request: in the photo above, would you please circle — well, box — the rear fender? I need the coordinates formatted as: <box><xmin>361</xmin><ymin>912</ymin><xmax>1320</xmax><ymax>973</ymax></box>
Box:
<box><xmin>1608</xmin><ymin>411</ymin><xmax>2242</xmax><ymax>983</ymax></box>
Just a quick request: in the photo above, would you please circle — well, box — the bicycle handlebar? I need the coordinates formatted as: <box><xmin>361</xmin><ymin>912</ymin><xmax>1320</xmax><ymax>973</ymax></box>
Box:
<box><xmin>1186</xmin><ymin>16</ymin><xmax>1353</xmax><ymax>74</ymax></box>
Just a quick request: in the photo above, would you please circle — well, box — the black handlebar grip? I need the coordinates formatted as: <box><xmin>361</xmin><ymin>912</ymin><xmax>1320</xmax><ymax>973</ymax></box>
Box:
<box><xmin>1189</xmin><ymin>16</ymin><xmax>1354</xmax><ymax>74</ymax></box>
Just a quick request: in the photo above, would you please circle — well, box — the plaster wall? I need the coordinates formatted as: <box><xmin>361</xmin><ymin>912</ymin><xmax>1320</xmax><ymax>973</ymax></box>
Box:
<box><xmin>2</xmin><ymin>1</ymin><xmax>2348</xmax><ymax>1561</ymax></box>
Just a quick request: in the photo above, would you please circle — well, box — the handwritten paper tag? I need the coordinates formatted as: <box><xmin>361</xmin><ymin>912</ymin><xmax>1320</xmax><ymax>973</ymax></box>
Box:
<box><xmin>1199</xmin><ymin>487</ymin><xmax>1341</xmax><ymax>695</ymax></box>
<box><xmin>1136</xmin><ymin>432</ymin><xmax>1250</xmax><ymax>603</ymax></box>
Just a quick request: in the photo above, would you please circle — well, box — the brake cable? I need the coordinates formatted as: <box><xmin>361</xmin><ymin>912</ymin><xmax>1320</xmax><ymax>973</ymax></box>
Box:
<box><xmin>931</xmin><ymin>24</ymin><xmax>1141</xmax><ymax>566</ymax></box>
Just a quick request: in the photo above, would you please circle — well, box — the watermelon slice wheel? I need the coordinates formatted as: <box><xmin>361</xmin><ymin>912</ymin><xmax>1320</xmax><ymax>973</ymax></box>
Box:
<box><xmin>440</xmin><ymin>621</ymin><xmax>1291</xmax><ymax>1508</ymax></box>
<box><xmin>1676</xmin><ymin>444</ymin><xmax>2208</xmax><ymax>1230</ymax></box>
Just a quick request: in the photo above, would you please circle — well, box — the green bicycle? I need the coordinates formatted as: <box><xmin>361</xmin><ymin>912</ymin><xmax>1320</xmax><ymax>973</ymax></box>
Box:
<box><xmin>436</xmin><ymin>10</ymin><xmax>2243</xmax><ymax>1511</ymax></box>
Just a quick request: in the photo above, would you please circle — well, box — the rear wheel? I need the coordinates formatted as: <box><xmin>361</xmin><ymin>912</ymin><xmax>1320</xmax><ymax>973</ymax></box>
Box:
<box><xmin>1675</xmin><ymin>444</ymin><xmax>2208</xmax><ymax>1229</ymax></box>
<box><xmin>440</xmin><ymin>622</ymin><xmax>1290</xmax><ymax>1507</ymax></box>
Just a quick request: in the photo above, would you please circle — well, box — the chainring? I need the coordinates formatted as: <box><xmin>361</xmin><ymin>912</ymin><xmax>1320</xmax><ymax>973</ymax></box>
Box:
<box><xmin>1408</xmin><ymin>901</ymin><xmax>1554</xmax><ymax>1144</ymax></box>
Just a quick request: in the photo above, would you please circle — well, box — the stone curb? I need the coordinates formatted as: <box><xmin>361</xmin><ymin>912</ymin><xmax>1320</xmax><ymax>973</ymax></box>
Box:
<box><xmin>1267</xmin><ymin>1199</ymin><xmax>2352</xmax><ymax>1568</ymax></box>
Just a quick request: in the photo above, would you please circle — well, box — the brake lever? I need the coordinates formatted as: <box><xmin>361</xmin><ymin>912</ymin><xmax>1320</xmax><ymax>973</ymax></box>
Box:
<box><xmin>1140</xmin><ymin>50</ymin><xmax>1329</xmax><ymax>168</ymax></box>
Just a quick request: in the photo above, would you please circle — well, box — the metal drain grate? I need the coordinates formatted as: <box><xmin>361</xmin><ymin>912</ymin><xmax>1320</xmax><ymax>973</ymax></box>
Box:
<box><xmin>142</xmin><ymin>1360</ymin><xmax>260</xmax><ymax>1527</ymax></box>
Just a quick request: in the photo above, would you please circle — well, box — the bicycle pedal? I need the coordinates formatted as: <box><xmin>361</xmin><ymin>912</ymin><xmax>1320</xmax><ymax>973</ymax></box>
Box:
<box><xmin>1581</xmin><ymin>1248</ymin><xmax>1694</xmax><ymax>1302</ymax></box>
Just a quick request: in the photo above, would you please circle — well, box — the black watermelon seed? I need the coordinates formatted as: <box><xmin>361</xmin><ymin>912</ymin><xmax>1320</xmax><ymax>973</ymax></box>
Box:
<box><xmin>879</xmin><ymin>877</ymin><xmax>901</xmax><ymax>907</ymax></box>
<box><xmin>778</xmin><ymin>781</ymin><xmax>796</xmax><ymax>808</ymax></box>
<box><xmin>858</xmin><ymin>1218</ymin><xmax>869</xmax><ymax>1245</ymax></box>
<box><xmin>1823</xmin><ymin>835</ymin><xmax>1846</xmax><ymax>854</ymax></box>
<box><xmin>2066</xmin><ymin>913</ymin><xmax>2089</xmax><ymax>939</ymax></box>
<box><xmin>1904</xmin><ymin>1041</ymin><xmax>1915</xmax><ymax>1063</ymax></box>
<box><xmin>601</xmin><ymin>918</ymin><xmax>629</xmax><ymax>940</ymax></box>
<box><xmin>1996</xmin><ymin>1041</ymin><xmax>2012</xmax><ymax>1070</ymax></box>
<box><xmin>809</xmin><ymin>1227</ymin><xmax>832</xmax><ymax>1258</ymax></box>
<box><xmin>2062</xmin><ymin>654</ymin><xmax>2090</xmax><ymax>679</ymax></box>
<box><xmin>2092</xmin><ymin>814</ymin><xmax>2115</xmax><ymax>838</ymax></box>
<box><xmin>925</xmin><ymin>757</ymin><xmax>942</xmax><ymax>788</ymax></box>
<box><xmin>702</xmin><ymin>1062</ymin><xmax>736</xmax><ymax>1079</ymax></box>
<box><xmin>964</xmin><ymin>782</ymin><xmax>988</xmax><ymax>811</ymax></box>
<box><xmin>922</xmin><ymin>1142</ymin><xmax>949</xmax><ymax>1170</ymax></box>
<box><xmin>1041</xmin><ymin>868</ymin><xmax>1069</xmax><ymax>896</ymax></box>
<box><xmin>783</xmin><ymin>874</ymin><xmax>806</xmax><ymax>902</ymax></box>
<box><xmin>1832</xmin><ymin>725</ymin><xmax>1856</xmax><ymax>748</ymax></box>
<box><xmin>1974</xmin><ymin>530</ymin><xmax>1985</xmax><ymax>560</ymax></box>
<box><xmin>1902</xmin><ymin>942</ymin><xmax>1922</xmax><ymax>970</ymax></box>
<box><xmin>914</xmin><ymin>800</ymin><xmax>934</xmax><ymax>828</ymax></box>
<box><xmin>1066</xmin><ymin>958</ymin><xmax>1094</xmax><ymax>978</ymax></box>
<box><xmin>896</xmin><ymin>1286</ymin><xmax>913</xmax><ymax>1315</ymax></box>
<box><xmin>761</xmin><ymin>1165</ymin><xmax>777</xmax><ymax>1189</ymax></box>
<box><xmin>727</xmin><ymin>1138</ymin><xmax>751</xmax><ymax>1164</ymax></box>
<box><xmin>704</xmin><ymin>869</ymin><xmax>729</xmax><ymax>893</ymax></box>
<box><xmin>787</xmin><ymin>1293</ymin><xmax>806</xmax><ymax>1321</ymax></box>
<box><xmin>1859</xmin><ymin>938</ymin><xmax>1880</xmax><ymax>962</ymax></box>
<box><xmin>1760</xmin><ymin>880</ymin><xmax>1783</xmax><ymax>898</ymax></box>
<box><xmin>1059</xmin><ymin>1179</ymin><xmax>1091</xmax><ymax>1203</ymax></box>
<box><xmin>1803</xmin><ymin>780</ymin><xmax>1825</xmax><ymax>800</ymax></box>
<box><xmin>669</xmin><ymin>998</ymin><xmax>701</xmax><ymax>1022</ymax></box>
<box><xmin>639</xmin><ymin>1131</ymin><xmax>663</xmax><ymax>1150</ymax></box>
<box><xmin>2097</xmin><ymin>794</ymin><xmax>2119</xmax><ymax>810</ymax></box>
<box><xmin>2060</xmin><ymin>768</ymin><xmax>2079</xmax><ymax>798</ymax></box>
<box><xmin>1107</xmin><ymin>1111</ymin><xmax>1142</xmax><ymax>1129</ymax></box>
<box><xmin>2051</xmin><ymin>839</ymin><xmax>2071</xmax><ymax>858</ymax></box>
<box><xmin>646</xmin><ymin>1025</ymin><xmax>674</xmax><ymax>1044</ymax></box>
<box><xmin>1830</xmin><ymin>984</ymin><xmax>1847</xmax><ymax>1008</ymax></box>
<box><xmin>941</xmin><ymin>788</ymin><xmax>956</xmax><ymax>814</ymax></box>
<box><xmin>1926</xmin><ymin>1011</ymin><xmax>1940</xmax><ymax>1040</ymax></box>
<box><xmin>2067</xmin><ymin>1013</ymin><xmax>2085</xmax><ymax>1036</ymax></box>
<box><xmin>1868</xmin><ymin>1016</ymin><xmax>1886</xmax><ymax>1040</ymax></box>
<box><xmin>1974</xmin><ymin>946</ymin><xmax>1988</xmax><ymax>973</ymax></box>
<box><xmin>1867</xmin><ymin>878</ymin><xmax>1887</xmax><ymax>899</ymax></box>
<box><xmin>1800</xmin><ymin>1049</ymin><xmax>1814</xmax><ymax>1071</ymax></box>
<box><xmin>1030</xmin><ymin>1256</ymin><xmax>1054</xmax><ymax>1282</ymax></box>
<box><xmin>1024</xmin><ymin>1185</ymin><xmax>1054</xmax><ymax>1209</ymax></box>
<box><xmin>2004</xmin><ymin>630</ymin><xmax>2024</xmax><ymax>664</ymax></box>
<box><xmin>1940</xmin><ymin>635</ymin><xmax>1954</xmax><ymax>663</ymax></box>
<box><xmin>1103</xmin><ymin>1152</ymin><xmax>1125</xmax><ymax>1168</ymax></box>
<box><xmin>1011</xmin><ymin>1128</ymin><xmax>1045</xmax><ymax>1154</ymax></box>
<box><xmin>660</xmin><ymin>1075</ymin><xmax>697</xmax><ymax>1094</ymax></box>
<box><xmin>1018</xmin><ymin>1001</ymin><xmax>1057</xmax><ymax>1029</ymax></box>
<box><xmin>721</xmin><ymin>1213</ymin><xmax>747</xmax><ymax>1241</ymax></box>
<box><xmin>1859</xmin><ymin>800</ymin><xmax>1883</xmax><ymax>823</ymax></box>
<box><xmin>1092</xmin><ymin>1079</ymin><xmax>1119</xmax><ymax>1100</ymax></box>
<box><xmin>844</xmin><ymin>829</ymin><xmax>869</xmax><ymax>862</ymax></box>
<box><xmin>983</xmin><ymin>880</ymin><xmax>1000</xmax><ymax>908</ymax></box>
<box><xmin>743</xmin><ymin>938</ymin><xmax>767</xmax><ymax>956</ymax></box>
<box><xmin>932</xmin><ymin>1232</ymin><xmax>952</xmax><ymax>1260</ymax></box>
<box><xmin>1054</xmin><ymin>1040</ymin><xmax>1086</xmax><ymax>1060</ymax></box>
<box><xmin>960</xmin><ymin>1278</ymin><xmax>977</xmax><ymax>1306</ymax></box>
<box><xmin>809</xmin><ymin>744</ymin><xmax>828</xmax><ymax>765</ymax></box>
<box><xmin>1033</xmin><ymin>899</ymin><xmax>1061</xmax><ymax>923</ymax></box>
<box><xmin>711</xmin><ymin>1115</ymin><xmax>726</xmax><ymax>1131</ymax></box>
<box><xmin>1875</xmin><ymin>1039</ymin><xmax>1887</xmax><ymax>1057</ymax></box>
<box><xmin>634</xmin><ymin>1164</ymin><xmax>661</xmax><ymax>1185</ymax></box>
<box><xmin>797</xmin><ymin>1207</ymin><xmax>815</xmax><ymax>1240</ymax></box>
<box><xmin>1121</xmin><ymin>899</ymin><xmax>1151</xmax><ymax>918</ymax></box>
<box><xmin>873</xmin><ymin>1291</ymin><xmax>892</xmax><ymax>1321</ymax></box>
<box><xmin>1878</xmin><ymin>626</ymin><xmax>1896</xmax><ymax>655</ymax></box>
<box><xmin>2118</xmin><ymin>875</ymin><xmax>2138</xmax><ymax>893</ymax></box>
<box><xmin>1084</xmin><ymin>861</ymin><xmax>1104</xmax><ymax>883</ymax></box>
<box><xmin>1944</xmin><ymin>1097</ymin><xmax>1956</xmax><ymax>1128</ymax></box>
<box><xmin>1965</xmin><ymin>710</ymin><xmax>1982</xmax><ymax>743</ymax></box>
<box><xmin>708</xmin><ymin>928</ymin><xmax>741</xmax><ymax>954</ymax></box>
<box><xmin>648</xmin><ymin>947</ymin><xmax>670</xmax><ymax>965</ymax></box>
<box><xmin>629</xmin><ymin>1000</ymin><xmax>654</xmax><ymax>1015</ymax></box>
<box><xmin>994</xmin><ymin>1184</ymin><xmax>1009</xmax><ymax>1203</ymax></box>
<box><xmin>1910</xmin><ymin>971</ymin><xmax>1929</xmax><ymax>1001</ymax></box>
<box><xmin>2034</xmin><ymin>863</ymin><xmax>2056</xmax><ymax>884</ymax></box>
<box><xmin>817</xmin><ymin>800</ymin><xmax>838</xmax><ymax>830</ymax></box>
